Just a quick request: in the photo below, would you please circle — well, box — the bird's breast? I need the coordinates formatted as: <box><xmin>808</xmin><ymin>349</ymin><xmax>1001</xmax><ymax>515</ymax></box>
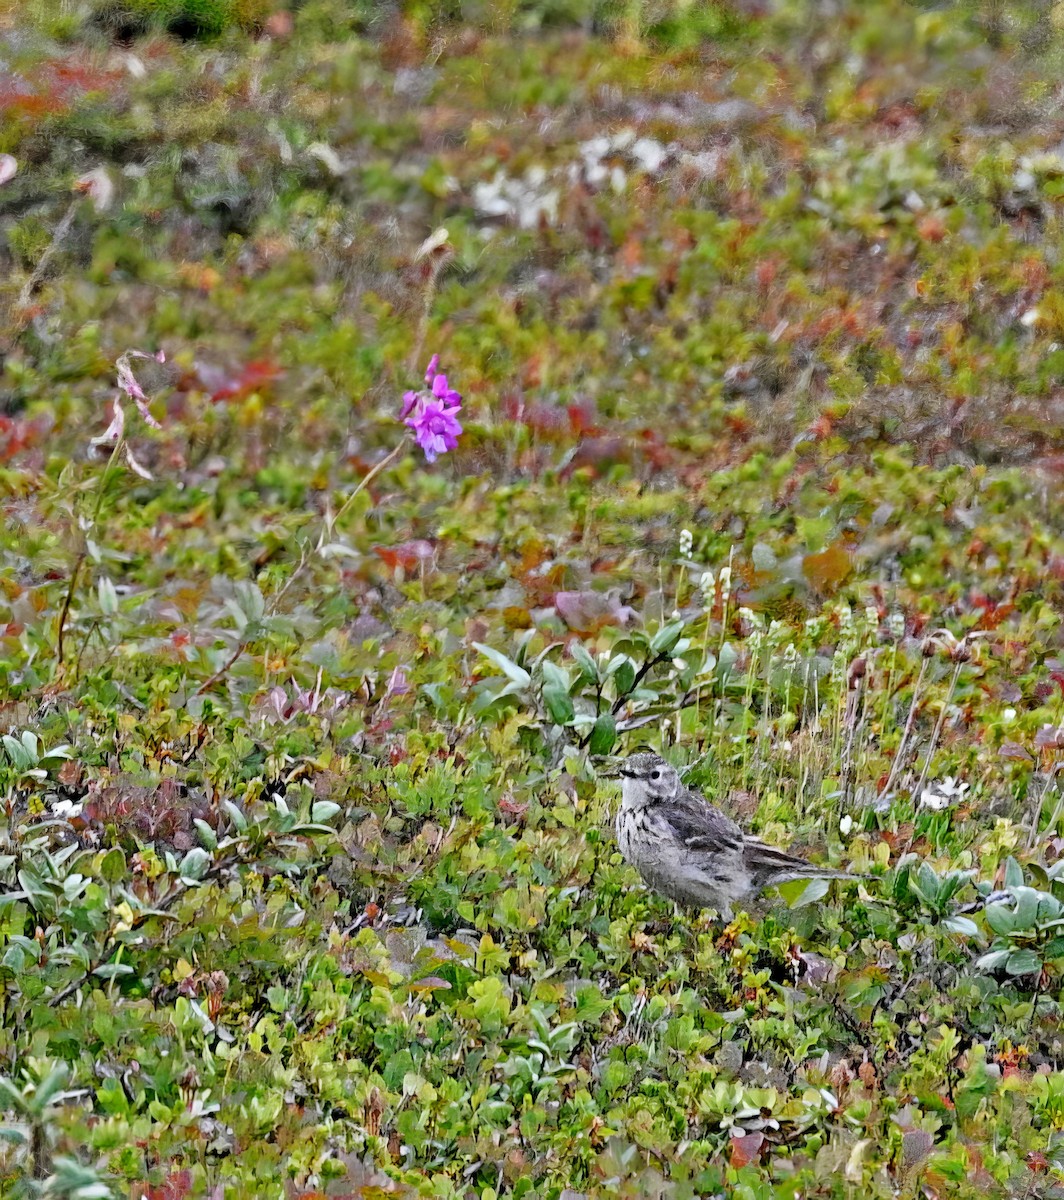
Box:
<box><xmin>616</xmin><ymin>802</ymin><xmax>671</xmax><ymax>870</ymax></box>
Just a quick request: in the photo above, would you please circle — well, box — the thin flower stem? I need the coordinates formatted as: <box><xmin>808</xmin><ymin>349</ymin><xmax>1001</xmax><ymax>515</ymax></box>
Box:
<box><xmin>911</xmin><ymin>655</ymin><xmax>965</xmax><ymax>803</ymax></box>
<box><xmin>409</xmin><ymin>254</ymin><xmax>450</xmax><ymax>374</ymax></box>
<box><xmin>271</xmin><ymin>436</ymin><xmax>411</xmax><ymax>614</ymax></box>
<box><xmin>56</xmin><ymin>435</ymin><xmax>125</xmax><ymax>668</ymax></box>
<box><xmin>879</xmin><ymin>656</ymin><xmax>930</xmax><ymax>799</ymax></box>
<box><xmin>318</xmin><ymin>436</ymin><xmax>410</xmax><ymax>550</ymax></box>
<box><xmin>840</xmin><ymin>672</ymin><xmax>864</xmax><ymax>807</ymax></box>
<box><xmin>1027</xmin><ymin>762</ymin><xmax>1063</xmax><ymax>850</ymax></box>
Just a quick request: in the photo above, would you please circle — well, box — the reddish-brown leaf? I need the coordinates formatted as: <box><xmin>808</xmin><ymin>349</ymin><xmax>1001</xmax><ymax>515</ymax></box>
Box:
<box><xmin>729</xmin><ymin>1131</ymin><xmax>765</xmax><ymax>1168</ymax></box>
<box><xmin>803</xmin><ymin>539</ymin><xmax>853</xmax><ymax>595</ymax></box>
<box><xmin>138</xmin><ymin>1170</ymin><xmax>194</xmax><ymax>1200</ymax></box>
<box><xmin>374</xmin><ymin>540</ymin><xmax>435</xmax><ymax>571</ymax></box>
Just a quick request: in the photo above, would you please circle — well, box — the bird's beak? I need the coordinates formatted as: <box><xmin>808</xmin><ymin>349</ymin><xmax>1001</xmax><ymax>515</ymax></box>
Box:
<box><xmin>597</xmin><ymin>763</ymin><xmax>623</xmax><ymax>779</ymax></box>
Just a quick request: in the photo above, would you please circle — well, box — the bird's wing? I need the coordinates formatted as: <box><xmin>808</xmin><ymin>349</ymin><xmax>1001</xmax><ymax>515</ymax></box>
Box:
<box><xmin>660</xmin><ymin>785</ymin><xmax>745</xmax><ymax>859</ymax></box>
<box><xmin>743</xmin><ymin>837</ymin><xmax>857</xmax><ymax>884</ymax></box>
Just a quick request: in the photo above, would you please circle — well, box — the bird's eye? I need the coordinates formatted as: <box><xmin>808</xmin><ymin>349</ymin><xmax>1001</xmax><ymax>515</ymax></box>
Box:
<box><xmin>650</xmin><ymin>770</ymin><xmax>660</xmax><ymax>781</ymax></box>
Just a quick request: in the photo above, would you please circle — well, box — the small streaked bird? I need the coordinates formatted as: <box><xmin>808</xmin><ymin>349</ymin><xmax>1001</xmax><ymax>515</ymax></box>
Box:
<box><xmin>615</xmin><ymin>752</ymin><xmax>861</xmax><ymax>922</ymax></box>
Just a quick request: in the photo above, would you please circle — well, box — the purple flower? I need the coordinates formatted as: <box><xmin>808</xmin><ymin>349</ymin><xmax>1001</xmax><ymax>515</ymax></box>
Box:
<box><xmin>430</xmin><ymin>370</ymin><xmax>461</xmax><ymax>407</ymax></box>
<box><xmin>402</xmin><ymin>357</ymin><xmax>463</xmax><ymax>462</ymax></box>
<box><xmin>404</xmin><ymin>395</ymin><xmax>463</xmax><ymax>462</ymax></box>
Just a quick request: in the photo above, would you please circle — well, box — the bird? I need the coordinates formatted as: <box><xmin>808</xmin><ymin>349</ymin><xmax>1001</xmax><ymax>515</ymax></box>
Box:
<box><xmin>614</xmin><ymin>752</ymin><xmax>862</xmax><ymax>922</ymax></box>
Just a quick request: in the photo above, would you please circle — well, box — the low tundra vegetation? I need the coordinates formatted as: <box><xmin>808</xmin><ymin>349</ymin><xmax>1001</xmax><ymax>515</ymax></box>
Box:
<box><xmin>4</xmin><ymin>0</ymin><xmax>1064</xmax><ymax>1196</ymax></box>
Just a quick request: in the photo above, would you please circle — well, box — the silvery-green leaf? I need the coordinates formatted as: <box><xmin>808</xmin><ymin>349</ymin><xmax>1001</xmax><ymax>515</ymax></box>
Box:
<box><xmin>473</xmin><ymin>643</ymin><xmax>531</xmax><ymax>688</ymax></box>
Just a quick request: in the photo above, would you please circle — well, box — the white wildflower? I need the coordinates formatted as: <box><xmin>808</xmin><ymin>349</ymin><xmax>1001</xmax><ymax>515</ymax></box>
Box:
<box><xmin>737</xmin><ymin>606</ymin><xmax>764</xmax><ymax>633</ymax></box>
<box><xmin>919</xmin><ymin>776</ymin><xmax>969</xmax><ymax>811</ymax></box>
<box><xmin>718</xmin><ymin>565</ymin><xmax>732</xmax><ymax>603</ymax></box>
<box><xmin>679</xmin><ymin>528</ymin><xmax>693</xmax><ymax>557</ymax></box>
<box><xmin>839</xmin><ymin>814</ymin><xmax>853</xmax><ymax>837</ymax></box>
<box><xmin>919</xmin><ymin>789</ymin><xmax>949</xmax><ymax>811</ymax></box>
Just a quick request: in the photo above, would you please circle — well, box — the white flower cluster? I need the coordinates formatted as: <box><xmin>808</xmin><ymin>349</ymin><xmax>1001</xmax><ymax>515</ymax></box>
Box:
<box><xmin>473</xmin><ymin>166</ymin><xmax>559</xmax><ymax>229</ymax></box>
<box><xmin>919</xmin><ymin>776</ymin><xmax>969</xmax><ymax>811</ymax></box>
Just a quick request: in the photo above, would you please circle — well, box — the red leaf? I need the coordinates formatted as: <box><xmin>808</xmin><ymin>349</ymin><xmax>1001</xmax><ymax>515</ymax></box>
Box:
<box><xmin>209</xmin><ymin>359</ymin><xmax>284</xmax><ymax>402</ymax></box>
<box><xmin>729</xmin><ymin>1130</ymin><xmax>765</xmax><ymax>1168</ymax></box>
<box><xmin>373</xmin><ymin>540</ymin><xmax>435</xmax><ymax>571</ymax></box>
<box><xmin>138</xmin><ymin>1170</ymin><xmax>194</xmax><ymax>1200</ymax></box>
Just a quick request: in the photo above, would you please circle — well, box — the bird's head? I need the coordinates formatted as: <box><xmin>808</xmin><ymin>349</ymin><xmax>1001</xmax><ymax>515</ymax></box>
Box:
<box><xmin>619</xmin><ymin>752</ymin><xmax>680</xmax><ymax>805</ymax></box>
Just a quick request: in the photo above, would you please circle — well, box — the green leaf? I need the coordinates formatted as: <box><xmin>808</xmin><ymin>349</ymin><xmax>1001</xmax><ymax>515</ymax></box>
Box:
<box><xmin>1004</xmin><ymin>856</ymin><xmax>1024</xmax><ymax>889</ymax></box>
<box><xmin>589</xmin><ymin>713</ymin><xmax>617</xmax><ymax>756</ymax></box>
<box><xmin>93</xmin><ymin>963</ymin><xmax>135</xmax><ymax>981</ymax></box>
<box><xmin>193</xmin><ymin>819</ymin><xmax>218</xmax><ymax>851</ymax></box>
<box><xmin>984</xmin><ymin>900</ymin><xmax>1018</xmax><ymax>936</ymax></box>
<box><xmin>1011</xmin><ymin>886</ymin><xmax>1040</xmax><ymax>931</ymax></box>
<box><xmin>178</xmin><ymin>848</ymin><xmax>211</xmax><ymax>882</ymax></box>
<box><xmin>975</xmin><ymin>948</ymin><xmax>1011</xmax><ymax>972</ymax></box>
<box><xmin>473</xmin><ymin>643</ymin><xmax>532</xmax><ymax>688</ymax></box>
<box><xmin>1005</xmin><ymin>949</ymin><xmax>1042</xmax><ymax>976</ymax></box>
<box><xmin>776</xmin><ymin>877</ymin><xmax>829</xmax><ymax>908</ymax></box>
<box><xmin>911</xmin><ymin>862</ymin><xmax>941</xmax><ymax>907</ymax></box>
<box><xmin>942</xmin><ymin>915</ymin><xmax>980</xmax><ymax>937</ymax></box>
<box><xmin>540</xmin><ymin>660</ymin><xmax>571</xmax><ymax>693</ymax></box>
<box><xmin>613</xmin><ymin>659</ymin><xmax>636</xmax><ymax>697</ymax></box>
<box><xmin>937</xmin><ymin>871</ymin><xmax>970</xmax><ymax>906</ymax></box>
<box><xmin>99</xmin><ymin>848</ymin><xmax>126</xmax><ymax>884</ymax></box>
<box><xmin>97</xmin><ymin>575</ymin><xmax>119</xmax><ymax>615</ymax></box>
<box><xmin>2</xmin><ymin>735</ymin><xmax>33</xmax><ymax>771</ymax></box>
<box><xmin>1</xmin><ymin>945</ymin><xmax>24</xmax><ymax>973</ymax></box>
<box><xmin>223</xmin><ymin>801</ymin><xmax>248</xmax><ymax>832</ymax></box>
<box><xmin>542</xmin><ymin>686</ymin><xmax>575</xmax><ymax>726</ymax></box>
<box><xmin>569</xmin><ymin>643</ymin><xmax>600</xmax><ymax>685</ymax></box>
<box><xmin>311</xmin><ymin>801</ymin><xmax>342</xmax><ymax>823</ymax></box>
<box><xmin>650</xmin><ymin>621</ymin><xmax>685</xmax><ymax>655</ymax></box>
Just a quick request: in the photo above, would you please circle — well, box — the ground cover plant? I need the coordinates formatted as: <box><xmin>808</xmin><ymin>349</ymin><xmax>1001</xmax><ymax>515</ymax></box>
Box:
<box><xmin>5</xmin><ymin>0</ymin><xmax>1064</xmax><ymax>1194</ymax></box>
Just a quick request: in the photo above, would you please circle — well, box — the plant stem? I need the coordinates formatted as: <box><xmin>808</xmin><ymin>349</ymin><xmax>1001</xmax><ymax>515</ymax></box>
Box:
<box><xmin>270</xmin><ymin>436</ymin><xmax>411</xmax><ymax>614</ymax></box>
<box><xmin>196</xmin><ymin>640</ymin><xmax>248</xmax><ymax>696</ymax></box>
<box><xmin>318</xmin><ymin>436</ymin><xmax>410</xmax><ymax>549</ymax></box>
<box><xmin>911</xmin><ymin>655</ymin><xmax>965</xmax><ymax>803</ymax></box>
<box><xmin>56</xmin><ymin>435</ymin><xmax>125</xmax><ymax>668</ymax></box>
<box><xmin>878</xmin><ymin>656</ymin><xmax>930</xmax><ymax>799</ymax></box>
<box><xmin>1027</xmin><ymin>762</ymin><xmax>1063</xmax><ymax>850</ymax></box>
<box><xmin>409</xmin><ymin>251</ymin><xmax>450</xmax><ymax>374</ymax></box>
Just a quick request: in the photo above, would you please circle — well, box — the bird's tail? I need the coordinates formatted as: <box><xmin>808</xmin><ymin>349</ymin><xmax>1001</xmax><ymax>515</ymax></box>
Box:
<box><xmin>743</xmin><ymin>838</ymin><xmax>865</xmax><ymax>889</ymax></box>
